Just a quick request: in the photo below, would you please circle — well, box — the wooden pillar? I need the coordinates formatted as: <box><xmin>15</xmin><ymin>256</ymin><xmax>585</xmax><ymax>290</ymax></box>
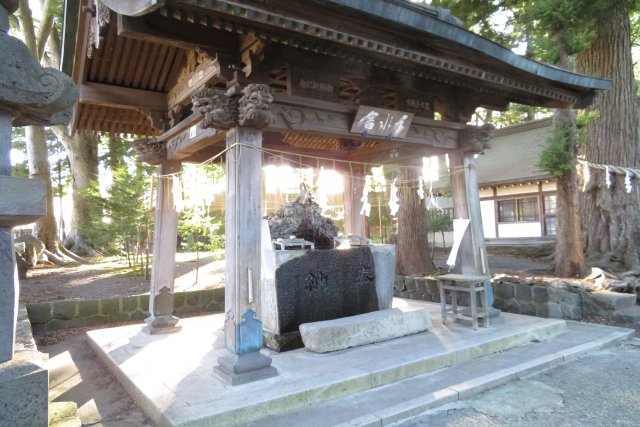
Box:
<box><xmin>464</xmin><ymin>153</ymin><xmax>490</xmax><ymax>275</ymax></box>
<box><xmin>214</xmin><ymin>125</ymin><xmax>277</xmax><ymax>385</ymax></box>
<box><xmin>343</xmin><ymin>169</ymin><xmax>366</xmax><ymax>236</ymax></box>
<box><xmin>145</xmin><ymin>160</ymin><xmax>182</xmax><ymax>334</ymax></box>
<box><xmin>449</xmin><ymin>150</ymin><xmax>477</xmax><ymax>274</ymax></box>
<box><xmin>454</xmin><ymin>122</ymin><xmax>497</xmax><ymax>310</ymax></box>
<box><xmin>200</xmin><ymin>83</ymin><xmax>277</xmax><ymax>385</ymax></box>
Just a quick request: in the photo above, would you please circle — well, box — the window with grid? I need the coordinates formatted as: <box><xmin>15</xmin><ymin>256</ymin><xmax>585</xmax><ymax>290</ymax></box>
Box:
<box><xmin>497</xmin><ymin>197</ymin><xmax>539</xmax><ymax>222</ymax></box>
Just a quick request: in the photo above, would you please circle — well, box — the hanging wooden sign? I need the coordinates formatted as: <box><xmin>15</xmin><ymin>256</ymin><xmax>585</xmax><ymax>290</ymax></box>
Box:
<box><xmin>350</xmin><ymin>106</ymin><xmax>414</xmax><ymax>139</ymax></box>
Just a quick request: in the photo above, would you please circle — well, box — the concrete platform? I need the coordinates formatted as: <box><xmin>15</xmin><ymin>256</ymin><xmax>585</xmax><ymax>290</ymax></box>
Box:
<box><xmin>85</xmin><ymin>299</ymin><xmax>632</xmax><ymax>427</ymax></box>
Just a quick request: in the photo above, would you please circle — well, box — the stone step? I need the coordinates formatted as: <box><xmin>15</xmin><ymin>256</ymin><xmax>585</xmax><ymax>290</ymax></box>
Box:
<box><xmin>86</xmin><ymin>301</ymin><xmax>570</xmax><ymax>426</ymax></box>
<box><xmin>612</xmin><ymin>306</ymin><xmax>640</xmax><ymax>325</ymax></box>
<box><xmin>590</xmin><ymin>291</ymin><xmax>637</xmax><ymax>312</ymax></box>
<box><xmin>248</xmin><ymin>321</ymin><xmax>633</xmax><ymax>427</ymax></box>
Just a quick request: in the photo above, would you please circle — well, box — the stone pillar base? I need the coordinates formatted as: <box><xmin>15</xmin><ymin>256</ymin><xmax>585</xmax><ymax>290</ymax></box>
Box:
<box><xmin>143</xmin><ymin>315</ymin><xmax>182</xmax><ymax>335</ymax></box>
<box><xmin>213</xmin><ymin>351</ymin><xmax>277</xmax><ymax>386</ymax></box>
<box><xmin>0</xmin><ymin>358</ymin><xmax>48</xmax><ymax>426</ymax></box>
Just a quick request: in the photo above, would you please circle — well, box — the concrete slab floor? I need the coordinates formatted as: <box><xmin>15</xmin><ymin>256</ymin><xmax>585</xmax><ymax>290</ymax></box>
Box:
<box><xmin>83</xmin><ymin>299</ymin><xmax>569</xmax><ymax>426</ymax></box>
<box><xmin>45</xmin><ymin>334</ymin><xmax>152</xmax><ymax>426</ymax></box>
<box><xmin>41</xmin><ymin>299</ymin><xmax>636</xmax><ymax>426</ymax></box>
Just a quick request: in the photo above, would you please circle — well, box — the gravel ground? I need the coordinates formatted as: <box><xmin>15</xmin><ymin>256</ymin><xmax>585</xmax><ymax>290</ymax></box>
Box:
<box><xmin>394</xmin><ymin>339</ymin><xmax>640</xmax><ymax>427</ymax></box>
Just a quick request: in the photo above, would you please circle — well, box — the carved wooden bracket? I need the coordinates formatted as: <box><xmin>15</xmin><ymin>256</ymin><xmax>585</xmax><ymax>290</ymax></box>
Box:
<box><xmin>167</xmin><ymin>49</ymin><xmax>222</xmax><ymax>111</ymax></box>
<box><xmin>459</xmin><ymin>124</ymin><xmax>495</xmax><ymax>153</ymax></box>
<box><xmin>192</xmin><ymin>84</ymin><xmax>274</xmax><ymax>131</ymax></box>
<box><xmin>133</xmin><ymin>137</ymin><xmax>167</xmax><ymax>164</ymax></box>
<box><xmin>86</xmin><ymin>0</ymin><xmax>111</xmax><ymax>58</ymax></box>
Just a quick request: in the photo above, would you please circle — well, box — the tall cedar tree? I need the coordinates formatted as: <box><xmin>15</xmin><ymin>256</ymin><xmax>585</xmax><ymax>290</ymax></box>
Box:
<box><xmin>14</xmin><ymin>1</ymin><xmax>57</xmax><ymax>250</ymax></box>
<box><xmin>15</xmin><ymin>0</ymin><xmax>100</xmax><ymax>255</ymax></box>
<box><xmin>576</xmin><ymin>0</ymin><xmax>640</xmax><ymax>270</ymax></box>
<box><xmin>428</xmin><ymin>0</ymin><xmax>640</xmax><ymax>275</ymax></box>
<box><xmin>395</xmin><ymin>166</ymin><xmax>433</xmax><ymax>275</ymax></box>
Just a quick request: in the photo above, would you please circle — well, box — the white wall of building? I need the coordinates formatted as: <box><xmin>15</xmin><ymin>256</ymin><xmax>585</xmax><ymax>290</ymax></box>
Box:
<box><xmin>497</xmin><ymin>222</ymin><xmax>542</xmax><ymax>238</ymax></box>
<box><xmin>480</xmin><ymin>200</ymin><xmax>496</xmax><ymax>239</ymax></box>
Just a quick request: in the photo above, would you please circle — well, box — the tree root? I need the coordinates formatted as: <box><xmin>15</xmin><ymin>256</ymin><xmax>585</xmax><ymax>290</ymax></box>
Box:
<box><xmin>56</xmin><ymin>241</ymin><xmax>90</xmax><ymax>264</ymax></box>
<box><xmin>43</xmin><ymin>249</ymin><xmax>67</xmax><ymax>266</ymax></box>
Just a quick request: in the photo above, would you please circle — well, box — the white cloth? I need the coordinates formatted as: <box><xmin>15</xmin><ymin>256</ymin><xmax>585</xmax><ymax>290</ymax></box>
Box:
<box><xmin>446</xmin><ymin>218</ymin><xmax>470</xmax><ymax>268</ymax></box>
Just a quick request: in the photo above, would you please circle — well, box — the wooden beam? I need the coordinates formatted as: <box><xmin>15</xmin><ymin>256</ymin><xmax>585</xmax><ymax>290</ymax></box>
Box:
<box><xmin>160</xmin><ymin>94</ymin><xmax>466</xmax><ymax>161</ymax></box>
<box><xmin>79</xmin><ymin>82</ymin><xmax>167</xmax><ymax>111</ymax></box>
<box><xmin>117</xmin><ymin>13</ymin><xmax>238</xmax><ymax>55</ymax></box>
<box><xmin>166</xmin><ymin>121</ymin><xmax>224</xmax><ymax>160</ymax></box>
<box><xmin>271</xmin><ymin>95</ymin><xmax>462</xmax><ymax>149</ymax></box>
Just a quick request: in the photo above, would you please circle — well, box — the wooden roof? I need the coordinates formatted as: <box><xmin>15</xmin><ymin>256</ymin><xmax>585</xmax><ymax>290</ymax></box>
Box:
<box><xmin>61</xmin><ymin>0</ymin><xmax>610</xmax><ymax>162</ymax></box>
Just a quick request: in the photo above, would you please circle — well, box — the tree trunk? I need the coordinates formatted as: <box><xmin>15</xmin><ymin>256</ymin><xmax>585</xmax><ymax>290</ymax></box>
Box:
<box><xmin>553</xmin><ymin>109</ymin><xmax>585</xmax><ymax>277</ymax></box>
<box><xmin>576</xmin><ymin>2</ymin><xmax>640</xmax><ymax>270</ymax></box>
<box><xmin>54</xmin><ymin>129</ymin><xmax>100</xmax><ymax>255</ymax></box>
<box><xmin>25</xmin><ymin>126</ymin><xmax>57</xmax><ymax>251</ymax></box>
<box><xmin>395</xmin><ymin>167</ymin><xmax>433</xmax><ymax>275</ymax></box>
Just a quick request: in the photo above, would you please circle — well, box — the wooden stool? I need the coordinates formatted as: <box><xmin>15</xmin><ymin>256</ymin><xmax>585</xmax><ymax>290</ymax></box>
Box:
<box><xmin>437</xmin><ymin>273</ymin><xmax>491</xmax><ymax>330</ymax></box>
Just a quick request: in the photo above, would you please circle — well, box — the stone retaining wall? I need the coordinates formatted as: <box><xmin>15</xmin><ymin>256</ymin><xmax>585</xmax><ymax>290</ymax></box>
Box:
<box><xmin>26</xmin><ymin>288</ymin><xmax>225</xmax><ymax>334</ymax></box>
<box><xmin>394</xmin><ymin>276</ymin><xmax>634</xmax><ymax>322</ymax></box>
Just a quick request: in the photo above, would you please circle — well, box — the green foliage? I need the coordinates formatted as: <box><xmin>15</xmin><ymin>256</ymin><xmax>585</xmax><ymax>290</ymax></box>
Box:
<box><xmin>427</xmin><ymin>210</ymin><xmax>453</xmax><ymax>233</ymax></box>
<box><xmin>538</xmin><ymin>118</ymin><xmax>573</xmax><ymax>178</ymax></box>
<box><xmin>81</xmin><ymin>160</ymin><xmax>154</xmax><ymax>255</ymax></box>
<box><xmin>178</xmin><ymin>206</ymin><xmax>224</xmax><ymax>252</ymax></box>
<box><xmin>177</xmin><ymin>163</ymin><xmax>226</xmax><ymax>251</ymax></box>
<box><xmin>538</xmin><ymin>111</ymin><xmax>599</xmax><ymax>178</ymax></box>
<box><xmin>427</xmin><ymin>1</ymin><xmax>516</xmax><ymax>46</ymax></box>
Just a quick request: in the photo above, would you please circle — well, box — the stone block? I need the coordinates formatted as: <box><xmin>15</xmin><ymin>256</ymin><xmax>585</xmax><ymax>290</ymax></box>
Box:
<box><xmin>131</xmin><ymin>309</ymin><xmax>149</xmax><ymax>321</ymax></box>
<box><xmin>426</xmin><ymin>280</ymin><xmax>439</xmax><ymax>298</ymax></box>
<box><xmin>78</xmin><ymin>300</ymin><xmax>99</xmax><ymax>319</ymax></box>
<box><xmin>197</xmin><ymin>290</ymin><xmax>215</xmax><ymax>307</ymax></box>
<box><xmin>414</xmin><ymin>277</ymin><xmax>428</xmax><ymax>294</ymax></box>
<box><xmin>138</xmin><ymin>295</ymin><xmax>150</xmax><ymax>311</ymax></box>
<box><xmin>0</xmin><ymin>358</ymin><xmax>48</xmax><ymax>427</ymax></box>
<box><xmin>300</xmin><ymin>306</ymin><xmax>432</xmax><ymax>353</ymax></box>
<box><xmin>514</xmin><ymin>283</ymin><xmax>532</xmax><ymax>302</ymax></box>
<box><xmin>0</xmin><ymin>176</ymin><xmax>46</xmax><ymax>227</ymax></box>
<box><xmin>0</xmin><ymin>229</ymin><xmax>17</xmax><ymax>362</ymax></box>
<box><xmin>206</xmin><ymin>301</ymin><xmax>224</xmax><ymax>313</ymax></box>
<box><xmin>564</xmin><ymin>304</ymin><xmax>582</xmax><ymax>320</ymax></box>
<box><xmin>67</xmin><ymin>316</ymin><xmax>109</xmax><ymax>329</ymax></box>
<box><xmin>44</xmin><ymin>317</ymin><xmax>87</xmax><ymax>331</ymax></box>
<box><xmin>371</xmin><ymin>244</ymin><xmax>396</xmax><ymax>309</ymax></box>
<box><xmin>546</xmin><ymin>286</ymin><xmax>568</xmax><ymax>304</ymax></box>
<box><xmin>186</xmin><ymin>292</ymin><xmax>199</xmax><ymax>307</ymax></box>
<box><xmin>503</xmin><ymin>297</ymin><xmax>521</xmax><ymax>314</ymax></box>
<box><xmin>52</xmin><ymin>300</ymin><xmax>77</xmax><ymax>320</ymax></box>
<box><xmin>532</xmin><ymin>286</ymin><xmax>549</xmax><ymax>304</ymax></box>
<box><xmin>121</xmin><ymin>296</ymin><xmax>140</xmax><ymax>313</ymax></box>
<box><xmin>26</xmin><ymin>303</ymin><xmax>51</xmax><ymax>325</ymax></box>
<box><xmin>212</xmin><ymin>288</ymin><xmax>225</xmax><ymax>303</ymax></box>
<box><xmin>99</xmin><ymin>298</ymin><xmax>120</xmax><ymax>316</ymax></box>
<box><xmin>394</xmin><ymin>276</ymin><xmax>406</xmax><ymax>292</ymax></box>
<box><xmin>407</xmin><ymin>291</ymin><xmax>423</xmax><ymax>301</ymax></box>
<box><xmin>493</xmin><ymin>282</ymin><xmax>514</xmax><ymax>300</ymax></box>
<box><xmin>536</xmin><ymin>303</ymin><xmax>549</xmax><ymax>318</ymax></box>
<box><xmin>173</xmin><ymin>292</ymin><xmax>186</xmax><ymax>309</ymax></box>
<box><xmin>404</xmin><ymin>277</ymin><xmax>418</xmax><ymax>292</ymax></box>
<box><xmin>109</xmin><ymin>312</ymin><xmax>132</xmax><ymax>323</ymax></box>
<box><xmin>519</xmin><ymin>302</ymin><xmax>537</xmax><ymax>316</ymax></box>
<box><xmin>590</xmin><ymin>291</ymin><xmax>637</xmax><ymax>311</ymax></box>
